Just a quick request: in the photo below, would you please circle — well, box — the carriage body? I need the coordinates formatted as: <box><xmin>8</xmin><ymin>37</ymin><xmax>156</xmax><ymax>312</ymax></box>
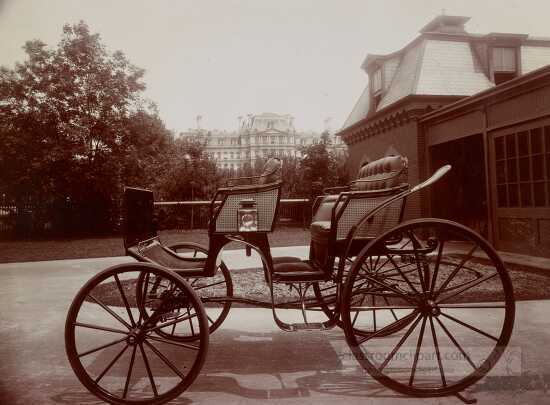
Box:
<box><xmin>65</xmin><ymin>156</ymin><xmax>515</xmax><ymax>404</ymax></box>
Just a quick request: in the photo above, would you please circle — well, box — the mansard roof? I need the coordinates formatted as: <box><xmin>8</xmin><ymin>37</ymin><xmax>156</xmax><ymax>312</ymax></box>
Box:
<box><xmin>340</xmin><ymin>15</ymin><xmax>550</xmax><ymax>132</ymax></box>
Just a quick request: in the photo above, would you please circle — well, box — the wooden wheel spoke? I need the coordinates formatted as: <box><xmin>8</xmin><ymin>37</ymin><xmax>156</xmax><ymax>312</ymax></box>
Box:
<box><xmin>74</xmin><ymin>322</ymin><xmax>128</xmax><ymax>335</ymax></box>
<box><xmin>356</xmin><ymin>311</ymin><xmax>419</xmax><ymax>345</ymax></box>
<box><xmin>407</xmin><ymin>230</ymin><xmax>429</xmax><ymax>293</ymax></box>
<box><xmin>78</xmin><ymin>336</ymin><xmax>127</xmax><ymax>358</ymax></box>
<box><xmin>187</xmin><ymin>306</ymin><xmax>196</xmax><ymax>335</ymax></box>
<box><xmin>349</xmin><ymin>305</ymin><xmax>419</xmax><ymax>311</ymax></box>
<box><xmin>436</xmin><ymin>272</ymin><xmax>498</xmax><ymax>304</ymax></box>
<box><xmin>123</xmin><ymin>345</ymin><xmax>137</xmax><ymax>399</ymax></box>
<box><xmin>138</xmin><ymin>343</ymin><xmax>158</xmax><ymax>398</ymax></box>
<box><xmin>379</xmin><ymin>314</ymin><xmax>422</xmax><ymax>372</ymax></box>
<box><xmin>114</xmin><ymin>274</ymin><xmax>136</xmax><ymax>327</ymax></box>
<box><xmin>147</xmin><ymin>335</ymin><xmax>200</xmax><ymax>350</ymax></box>
<box><xmin>440</xmin><ymin>312</ymin><xmax>499</xmax><ymax>341</ymax></box>
<box><xmin>351</xmin><ymin>294</ymin><xmax>366</xmax><ymax>327</ymax></box>
<box><xmin>408</xmin><ymin>316</ymin><xmax>427</xmax><ymax>386</ymax></box>
<box><xmin>147</xmin><ymin>311</ymin><xmax>198</xmax><ymax>334</ymax></box>
<box><xmin>206</xmin><ymin>313</ymin><xmax>215</xmax><ymax>325</ymax></box>
<box><xmin>438</xmin><ymin>303</ymin><xmax>506</xmax><ymax>309</ymax></box>
<box><xmin>94</xmin><ymin>344</ymin><xmax>129</xmax><ymax>384</ymax></box>
<box><xmin>194</xmin><ymin>280</ymin><xmax>225</xmax><ymax>291</ymax></box>
<box><xmin>375</xmin><ymin>260</ymin><xmax>415</xmax><ymax>276</ymax></box>
<box><xmin>387</xmin><ymin>256</ymin><xmax>422</xmax><ymax>297</ymax></box>
<box><xmin>383</xmin><ymin>295</ymin><xmax>399</xmax><ymax>321</ymax></box>
<box><xmin>362</xmin><ymin>271</ymin><xmax>419</xmax><ymax>306</ymax></box>
<box><xmin>88</xmin><ymin>293</ymin><xmax>132</xmax><ymax>330</ymax></box>
<box><xmin>429</xmin><ymin>239</ymin><xmax>444</xmax><ymax>298</ymax></box>
<box><xmin>433</xmin><ymin>244</ymin><xmax>478</xmax><ymax>301</ymax></box>
<box><xmin>144</xmin><ymin>340</ymin><xmax>186</xmax><ymax>379</ymax></box>
<box><xmin>429</xmin><ymin>316</ymin><xmax>447</xmax><ymax>387</ymax></box>
<box><xmin>435</xmin><ymin>316</ymin><xmax>479</xmax><ymax>371</ymax></box>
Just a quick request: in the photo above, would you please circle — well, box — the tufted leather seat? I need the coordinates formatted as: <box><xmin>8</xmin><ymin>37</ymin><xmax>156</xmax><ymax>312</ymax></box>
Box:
<box><xmin>309</xmin><ymin>155</ymin><xmax>408</xmax><ymax>271</ymax></box>
<box><xmin>311</xmin><ymin>155</ymin><xmax>407</xmax><ymax>224</ymax></box>
<box><xmin>350</xmin><ymin>155</ymin><xmax>408</xmax><ymax>191</ymax></box>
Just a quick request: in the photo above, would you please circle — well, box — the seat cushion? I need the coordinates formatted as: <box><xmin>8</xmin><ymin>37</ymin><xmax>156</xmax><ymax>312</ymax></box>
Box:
<box><xmin>310</xmin><ymin>221</ymin><xmax>331</xmax><ymax>242</ymax></box>
<box><xmin>272</xmin><ymin>260</ymin><xmax>327</xmax><ymax>282</ymax></box>
<box><xmin>273</xmin><ymin>256</ymin><xmax>303</xmax><ymax>264</ymax></box>
<box><xmin>351</xmin><ymin>155</ymin><xmax>407</xmax><ymax>191</ymax></box>
<box><xmin>311</xmin><ymin>195</ymin><xmax>344</xmax><ymax>223</ymax></box>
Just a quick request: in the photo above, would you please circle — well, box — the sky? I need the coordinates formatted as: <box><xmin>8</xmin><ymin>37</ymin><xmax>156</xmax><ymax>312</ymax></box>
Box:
<box><xmin>1</xmin><ymin>0</ymin><xmax>550</xmax><ymax>133</ymax></box>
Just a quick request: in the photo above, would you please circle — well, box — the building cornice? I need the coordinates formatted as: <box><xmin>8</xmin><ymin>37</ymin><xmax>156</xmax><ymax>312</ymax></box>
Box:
<box><xmin>338</xmin><ymin>95</ymin><xmax>462</xmax><ymax>145</ymax></box>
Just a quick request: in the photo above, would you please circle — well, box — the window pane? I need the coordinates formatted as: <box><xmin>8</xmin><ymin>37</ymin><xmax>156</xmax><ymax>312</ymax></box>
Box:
<box><xmin>496</xmin><ymin>160</ymin><xmax>506</xmax><ymax>183</ymax></box>
<box><xmin>534</xmin><ymin>182</ymin><xmax>546</xmax><ymax>206</ymax></box>
<box><xmin>520</xmin><ymin>183</ymin><xmax>532</xmax><ymax>206</ymax></box>
<box><xmin>497</xmin><ymin>185</ymin><xmax>507</xmax><ymax>207</ymax></box>
<box><xmin>506</xmin><ymin>134</ymin><xmax>516</xmax><ymax>157</ymax></box>
<box><xmin>507</xmin><ymin>159</ymin><xmax>517</xmax><ymax>182</ymax></box>
<box><xmin>519</xmin><ymin>157</ymin><xmax>530</xmax><ymax>181</ymax></box>
<box><xmin>372</xmin><ymin>69</ymin><xmax>382</xmax><ymax>92</ymax></box>
<box><xmin>495</xmin><ymin>137</ymin><xmax>505</xmax><ymax>159</ymax></box>
<box><xmin>508</xmin><ymin>183</ymin><xmax>519</xmax><ymax>207</ymax></box>
<box><xmin>492</xmin><ymin>47</ymin><xmax>516</xmax><ymax>72</ymax></box>
<box><xmin>533</xmin><ymin>155</ymin><xmax>544</xmax><ymax>181</ymax></box>
<box><xmin>518</xmin><ymin>131</ymin><xmax>529</xmax><ymax>156</ymax></box>
<box><xmin>531</xmin><ymin>128</ymin><xmax>543</xmax><ymax>153</ymax></box>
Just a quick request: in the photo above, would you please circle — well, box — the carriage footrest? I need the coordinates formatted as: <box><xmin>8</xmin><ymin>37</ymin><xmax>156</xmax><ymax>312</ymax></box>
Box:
<box><xmin>288</xmin><ymin>322</ymin><xmax>327</xmax><ymax>331</ymax></box>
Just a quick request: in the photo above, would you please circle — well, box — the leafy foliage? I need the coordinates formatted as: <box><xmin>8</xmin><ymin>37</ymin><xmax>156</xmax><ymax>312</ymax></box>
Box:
<box><xmin>0</xmin><ymin>21</ymin><xmax>170</xmax><ymax>234</ymax></box>
<box><xmin>0</xmin><ymin>21</ymin><xmax>349</xmax><ymax>237</ymax></box>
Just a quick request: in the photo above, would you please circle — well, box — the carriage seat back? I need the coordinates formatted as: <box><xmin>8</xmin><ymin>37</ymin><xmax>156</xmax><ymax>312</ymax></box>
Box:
<box><xmin>211</xmin><ymin>158</ymin><xmax>283</xmax><ymax>234</ymax></box>
<box><xmin>312</xmin><ymin>155</ymin><xmax>408</xmax><ymax>225</ymax></box>
<box><xmin>309</xmin><ymin>155</ymin><xmax>409</xmax><ymax>271</ymax></box>
<box><xmin>350</xmin><ymin>155</ymin><xmax>408</xmax><ymax>191</ymax></box>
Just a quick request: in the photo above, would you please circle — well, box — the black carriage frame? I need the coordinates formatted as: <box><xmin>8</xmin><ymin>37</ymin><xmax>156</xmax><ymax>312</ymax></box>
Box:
<box><xmin>65</xmin><ymin>157</ymin><xmax>515</xmax><ymax>405</ymax></box>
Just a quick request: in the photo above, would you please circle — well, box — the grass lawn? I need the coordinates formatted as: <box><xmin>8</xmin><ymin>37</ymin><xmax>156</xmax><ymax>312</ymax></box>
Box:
<box><xmin>0</xmin><ymin>227</ymin><xmax>310</xmax><ymax>263</ymax></box>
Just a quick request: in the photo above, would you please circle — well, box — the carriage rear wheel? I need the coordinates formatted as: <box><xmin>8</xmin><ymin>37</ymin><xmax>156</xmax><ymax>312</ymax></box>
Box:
<box><xmin>65</xmin><ymin>263</ymin><xmax>209</xmax><ymax>405</ymax></box>
<box><xmin>136</xmin><ymin>242</ymin><xmax>233</xmax><ymax>342</ymax></box>
<box><xmin>341</xmin><ymin>219</ymin><xmax>515</xmax><ymax>397</ymax></box>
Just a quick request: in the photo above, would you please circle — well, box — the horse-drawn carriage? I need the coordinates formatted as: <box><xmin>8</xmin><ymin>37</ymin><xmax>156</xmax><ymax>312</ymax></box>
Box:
<box><xmin>65</xmin><ymin>156</ymin><xmax>515</xmax><ymax>404</ymax></box>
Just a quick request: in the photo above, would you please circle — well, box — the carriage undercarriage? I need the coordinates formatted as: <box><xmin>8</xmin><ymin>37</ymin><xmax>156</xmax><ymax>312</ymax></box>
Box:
<box><xmin>65</xmin><ymin>158</ymin><xmax>515</xmax><ymax>404</ymax></box>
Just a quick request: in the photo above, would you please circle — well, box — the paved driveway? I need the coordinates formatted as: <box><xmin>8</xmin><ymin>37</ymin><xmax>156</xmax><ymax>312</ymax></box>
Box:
<box><xmin>1</xmin><ymin>256</ymin><xmax>549</xmax><ymax>404</ymax></box>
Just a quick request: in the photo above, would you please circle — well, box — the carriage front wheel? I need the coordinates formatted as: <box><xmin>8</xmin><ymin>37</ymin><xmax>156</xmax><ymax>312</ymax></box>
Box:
<box><xmin>341</xmin><ymin>219</ymin><xmax>515</xmax><ymax>397</ymax></box>
<box><xmin>135</xmin><ymin>242</ymin><xmax>233</xmax><ymax>342</ymax></box>
<box><xmin>65</xmin><ymin>263</ymin><xmax>209</xmax><ymax>405</ymax></box>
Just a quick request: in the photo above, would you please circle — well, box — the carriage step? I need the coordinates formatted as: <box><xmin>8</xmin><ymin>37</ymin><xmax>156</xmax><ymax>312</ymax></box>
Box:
<box><xmin>288</xmin><ymin>322</ymin><xmax>327</xmax><ymax>331</ymax></box>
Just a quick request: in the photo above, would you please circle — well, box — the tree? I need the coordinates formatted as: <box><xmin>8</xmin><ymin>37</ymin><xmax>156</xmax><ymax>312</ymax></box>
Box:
<box><xmin>153</xmin><ymin>136</ymin><xmax>220</xmax><ymax>202</ymax></box>
<box><xmin>0</xmin><ymin>21</ymin><xmax>163</xmax><ymax>234</ymax></box>
<box><xmin>297</xmin><ymin>142</ymin><xmax>339</xmax><ymax>199</ymax></box>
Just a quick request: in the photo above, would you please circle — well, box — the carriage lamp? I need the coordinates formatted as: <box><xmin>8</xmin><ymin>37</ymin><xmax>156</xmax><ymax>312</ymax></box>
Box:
<box><xmin>238</xmin><ymin>199</ymin><xmax>258</xmax><ymax>232</ymax></box>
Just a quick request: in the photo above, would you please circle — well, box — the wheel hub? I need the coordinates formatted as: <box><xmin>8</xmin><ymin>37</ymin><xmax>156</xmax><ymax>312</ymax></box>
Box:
<box><xmin>126</xmin><ymin>328</ymin><xmax>146</xmax><ymax>346</ymax></box>
<box><xmin>424</xmin><ymin>299</ymin><xmax>440</xmax><ymax>316</ymax></box>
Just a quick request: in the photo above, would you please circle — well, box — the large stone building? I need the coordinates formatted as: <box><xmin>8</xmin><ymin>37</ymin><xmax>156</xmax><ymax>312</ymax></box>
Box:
<box><xmin>337</xmin><ymin>15</ymin><xmax>550</xmax><ymax>257</ymax></box>
<box><xmin>186</xmin><ymin>113</ymin><xmax>346</xmax><ymax>171</ymax></box>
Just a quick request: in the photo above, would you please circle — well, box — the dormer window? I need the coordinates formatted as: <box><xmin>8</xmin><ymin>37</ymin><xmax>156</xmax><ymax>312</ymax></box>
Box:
<box><xmin>371</xmin><ymin>68</ymin><xmax>383</xmax><ymax>110</ymax></box>
<box><xmin>492</xmin><ymin>47</ymin><xmax>517</xmax><ymax>85</ymax></box>
<box><xmin>372</xmin><ymin>68</ymin><xmax>382</xmax><ymax>93</ymax></box>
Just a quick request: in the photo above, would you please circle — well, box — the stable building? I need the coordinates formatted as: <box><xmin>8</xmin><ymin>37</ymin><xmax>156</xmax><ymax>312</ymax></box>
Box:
<box><xmin>338</xmin><ymin>15</ymin><xmax>550</xmax><ymax>257</ymax></box>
